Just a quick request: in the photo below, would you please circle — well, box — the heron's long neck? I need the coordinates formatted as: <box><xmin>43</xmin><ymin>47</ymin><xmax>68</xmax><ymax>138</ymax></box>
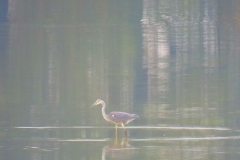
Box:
<box><xmin>101</xmin><ymin>101</ymin><xmax>109</xmax><ymax>121</ymax></box>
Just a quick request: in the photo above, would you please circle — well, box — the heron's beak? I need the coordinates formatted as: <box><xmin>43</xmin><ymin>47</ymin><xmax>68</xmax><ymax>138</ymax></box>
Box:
<box><xmin>91</xmin><ymin>102</ymin><xmax>98</xmax><ymax>107</ymax></box>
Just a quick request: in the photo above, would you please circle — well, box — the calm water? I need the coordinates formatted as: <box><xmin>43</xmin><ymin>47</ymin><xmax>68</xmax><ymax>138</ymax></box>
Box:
<box><xmin>1</xmin><ymin>0</ymin><xmax>240</xmax><ymax>159</ymax></box>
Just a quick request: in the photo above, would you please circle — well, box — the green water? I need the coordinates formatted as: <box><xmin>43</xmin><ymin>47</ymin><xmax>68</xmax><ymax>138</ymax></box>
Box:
<box><xmin>1</xmin><ymin>0</ymin><xmax>240</xmax><ymax>159</ymax></box>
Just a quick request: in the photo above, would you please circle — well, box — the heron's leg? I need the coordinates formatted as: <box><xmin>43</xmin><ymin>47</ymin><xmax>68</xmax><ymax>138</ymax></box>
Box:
<box><xmin>115</xmin><ymin>124</ymin><xmax>118</xmax><ymax>135</ymax></box>
<box><xmin>121</xmin><ymin>123</ymin><xmax>127</xmax><ymax>136</ymax></box>
<box><xmin>115</xmin><ymin>133</ymin><xmax>118</xmax><ymax>143</ymax></box>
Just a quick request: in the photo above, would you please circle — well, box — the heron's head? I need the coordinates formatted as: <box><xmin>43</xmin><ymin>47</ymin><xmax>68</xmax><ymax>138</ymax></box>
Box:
<box><xmin>92</xmin><ymin>99</ymin><xmax>103</xmax><ymax>107</ymax></box>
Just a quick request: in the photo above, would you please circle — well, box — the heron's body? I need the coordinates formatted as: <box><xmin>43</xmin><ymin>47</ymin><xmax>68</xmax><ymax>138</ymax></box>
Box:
<box><xmin>92</xmin><ymin>99</ymin><xmax>139</xmax><ymax>135</ymax></box>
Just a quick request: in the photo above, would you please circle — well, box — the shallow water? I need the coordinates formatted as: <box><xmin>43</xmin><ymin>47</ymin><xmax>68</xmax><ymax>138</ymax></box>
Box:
<box><xmin>3</xmin><ymin>126</ymin><xmax>240</xmax><ymax>160</ymax></box>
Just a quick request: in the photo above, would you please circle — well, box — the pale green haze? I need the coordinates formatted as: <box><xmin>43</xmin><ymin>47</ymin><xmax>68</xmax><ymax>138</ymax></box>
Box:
<box><xmin>0</xmin><ymin>0</ymin><xmax>240</xmax><ymax>159</ymax></box>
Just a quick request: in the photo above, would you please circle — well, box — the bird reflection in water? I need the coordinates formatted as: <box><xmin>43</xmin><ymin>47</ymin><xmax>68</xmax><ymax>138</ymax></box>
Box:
<box><xmin>102</xmin><ymin>136</ymin><xmax>138</xmax><ymax>160</ymax></box>
<box><xmin>92</xmin><ymin>99</ymin><xmax>139</xmax><ymax>136</ymax></box>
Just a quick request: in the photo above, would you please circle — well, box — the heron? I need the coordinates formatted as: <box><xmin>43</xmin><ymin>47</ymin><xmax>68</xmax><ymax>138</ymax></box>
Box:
<box><xmin>92</xmin><ymin>99</ymin><xmax>139</xmax><ymax>136</ymax></box>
